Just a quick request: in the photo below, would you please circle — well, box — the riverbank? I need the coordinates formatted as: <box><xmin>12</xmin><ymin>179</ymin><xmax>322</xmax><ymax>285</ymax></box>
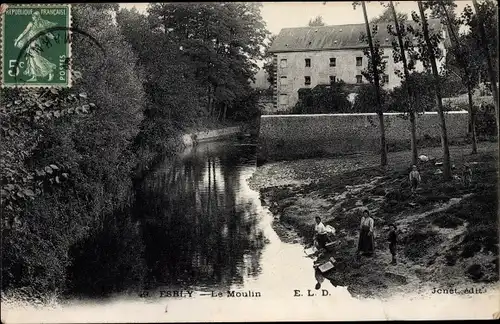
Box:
<box><xmin>248</xmin><ymin>142</ymin><xmax>499</xmax><ymax>299</ymax></box>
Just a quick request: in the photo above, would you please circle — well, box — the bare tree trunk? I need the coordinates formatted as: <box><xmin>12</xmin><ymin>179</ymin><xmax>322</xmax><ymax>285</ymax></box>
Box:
<box><xmin>362</xmin><ymin>1</ymin><xmax>387</xmax><ymax>166</ymax></box>
<box><xmin>418</xmin><ymin>1</ymin><xmax>451</xmax><ymax>180</ymax></box>
<box><xmin>389</xmin><ymin>0</ymin><xmax>418</xmax><ymax>165</ymax></box>
<box><xmin>467</xmin><ymin>85</ymin><xmax>478</xmax><ymax>154</ymax></box>
<box><xmin>217</xmin><ymin>105</ymin><xmax>223</xmax><ymax>121</ymax></box>
<box><xmin>472</xmin><ymin>0</ymin><xmax>499</xmax><ymax>134</ymax></box>
<box><xmin>208</xmin><ymin>84</ymin><xmax>214</xmax><ymax>116</ymax></box>
<box><xmin>439</xmin><ymin>1</ymin><xmax>478</xmax><ymax>154</ymax></box>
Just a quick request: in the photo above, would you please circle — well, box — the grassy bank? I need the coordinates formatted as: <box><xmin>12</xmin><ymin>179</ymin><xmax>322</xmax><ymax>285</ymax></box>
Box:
<box><xmin>249</xmin><ymin>142</ymin><xmax>499</xmax><ymax>298</ymax></box>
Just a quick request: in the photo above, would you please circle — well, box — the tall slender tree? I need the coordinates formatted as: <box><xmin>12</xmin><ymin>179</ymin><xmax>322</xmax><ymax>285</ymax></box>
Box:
<box><xmin>416</xmin><ymin>1</ymin><xmax>452</xmax><ymax>180</ymax></box>
<box><xmin>388</xmin><ymin>0</ymin><xmax>418</xmax><ymax>164</ymax></box>
<box><xmin>354</xmin><ymin>1</ymin><xmax>388</xmax><ymax>166</ymax></box>
<box><xmin>433</xmin><ymin>0</ymin><xmax>479</xmax><ymax>154</ymax></box>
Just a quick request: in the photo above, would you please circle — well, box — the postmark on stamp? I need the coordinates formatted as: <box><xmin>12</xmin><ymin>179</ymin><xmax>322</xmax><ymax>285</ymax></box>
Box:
<box><xmin>2</xmin><ymin>4</ymin><xmax>71</xmax><ymax>87</ymax></box>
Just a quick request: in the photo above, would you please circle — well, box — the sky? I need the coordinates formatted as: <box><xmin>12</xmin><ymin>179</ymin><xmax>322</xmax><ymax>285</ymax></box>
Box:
<box><xmin>120</xmin><ymin>1</ymin><xmax>473</xmax><ymax>36</ymax></box>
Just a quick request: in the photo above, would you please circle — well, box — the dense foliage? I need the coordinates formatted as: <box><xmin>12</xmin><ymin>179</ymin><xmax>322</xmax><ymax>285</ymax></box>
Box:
<box><xmin>352</xmin><ymin>84</ymin><xmax>388</xmax><ymax>113</ymax></box>
<box><xmin>117</xmin><ymin>3</ymin><xmax>267</xmax><ymax>157</ymax></box>
<box><xmin>292</xmin><ymin>82</ymin><xmax>352</xmax><ymax>114</ymax></box>
<box><xmin>1</xmin><ymin>4</ymin><xmax>145</xmax><ymax>297</ymax></box>
<box><xmin>1</xmin><ymin>2</ymin><xmax>268</xmax><ymax>299</ymax></box>
<box><xmin>262</xmin><ymin>34</ymin><xmax>277</xmax><ymax>88</ymax></box>
<box><xmin>308</xmin><ymin>15</ymin><xmax>326</xmax><ymax>27</ymax></box>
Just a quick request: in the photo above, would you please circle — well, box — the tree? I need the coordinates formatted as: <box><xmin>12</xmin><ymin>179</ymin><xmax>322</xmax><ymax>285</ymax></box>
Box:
<box><xmin>414</xmin><ymin>1</ymin><xmax>452</xmax><ymax>180</ymax></box>
<box><xmin>263</xmin><ymin>34</ymin><xmax>277</xmax><ymax>88</ymax></box>
<box><xmin>354</xmin><ymin>1</ymin><xmax>388</xmax><ymax>166</ymax></box>
<box><xmin>308</xmin><ymin>15</ymin><xmax>326</xmax><ymax>27</ymax></box>
<box><xmin>469</xmin><ymin>0</ymin><xmax>499</xmax><ymax>134</ymax></box>
<box><xmin>370</xmin><ymin>5</ymin><xmax>408</xmax><ymax>24</ymax></box>
<box><xmin>118</xmin><ymin>2</ymin><xmax>269</xmax><ymax>137</ymax></box>
<box><xmin>431</xmin><ymin>0</ymin><xmax>479</xmax><ymax>154</ymax></box>
<box><xmin>387</xmin><ymin>0</ymin><xmax>419</xmax><ymax>164</ymax></box>
<box><xmin>160</xmin><ymin>3</ymin><xmax>267</xmax><ymax>121</ymax></box>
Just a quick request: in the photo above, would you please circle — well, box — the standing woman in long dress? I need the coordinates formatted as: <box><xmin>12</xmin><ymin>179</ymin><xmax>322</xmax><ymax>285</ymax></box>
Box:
<box><xmin>14</xmin><ymin>11</ymin><xmax>57</xmax><ymax>82</ymax></box>
<box><xmin>357</xmin><ymin>208</ymin><xmax>375</xmax><ymax>256</ymax></box>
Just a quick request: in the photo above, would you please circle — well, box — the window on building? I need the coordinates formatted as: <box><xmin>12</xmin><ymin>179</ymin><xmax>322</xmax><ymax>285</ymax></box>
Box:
<box><xmin>382</xmin><ymin>74</ymin><xmax>389</xmax><ymax>83</ymax></box>
<box><xmin>280</xmin><ymin>76</ymin><xmax>288</xmax><ymax>89</ymax></box>
<box><xmin>305</xmin><ymin>58</ymin><xmax>311</xmax><ymax>67</ymax></box>
<box><xmin>304</xmin><ymin>76</ymin><xmax>311</xmax><ymax>85</ymax></box>
<box><xmin>279</xmin><ymin>94</ymin><xmax>288</xmax><ymax>105</ymax></box>
<box><xmin>356</xmin><ymin>57</ymin><xmax>363</xmax><ymax>66</ymax></box>
<box><xmin>329</xmin><ymin>75</ymin><xmax>336</xmax><ymax>83</ymax></box>
<box><xmin>329</xmin><ymin>58</ymin><xmax>336</xmax><ymax>67</ymax></box>
<box><xmin>280</xmin><ymin>59</ymin><xmax>287</xmax><ymax>68</ymax></box>
<box><xmin>356</xmin><ymin>75</ymin><xmax>363</xmax><ymax>84</ymax></box>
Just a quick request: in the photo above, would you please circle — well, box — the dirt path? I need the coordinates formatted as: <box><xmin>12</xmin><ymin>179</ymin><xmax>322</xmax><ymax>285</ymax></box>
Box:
<box><xmin>249</xmin><ymin>143</ymin><xmax>499</xmax><ymax>298</ymax></box>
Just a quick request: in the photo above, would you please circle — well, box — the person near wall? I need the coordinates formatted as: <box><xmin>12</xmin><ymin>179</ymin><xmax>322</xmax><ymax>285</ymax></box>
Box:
<box><xmin>357</xmin><ymin>208</ymin><xmax>375</xmax><ymax>257</ymax></box>
<box><xmin>314</xmin><ymin>216</ymin><xmax>329</xmax><ymax>250</ymax></box>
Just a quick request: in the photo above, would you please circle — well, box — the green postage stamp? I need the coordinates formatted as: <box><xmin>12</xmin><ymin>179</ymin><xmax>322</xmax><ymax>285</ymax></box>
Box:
<box><xmin>1</xmin><ymin>4</ymin><xmax>71</xmax><ymax>87</ymax></box>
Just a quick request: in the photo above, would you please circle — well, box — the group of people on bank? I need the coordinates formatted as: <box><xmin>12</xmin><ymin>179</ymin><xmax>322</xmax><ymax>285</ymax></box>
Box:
<box><xmin>311</xmin><ymin>164</ymin><xmax>426</xmax><ymax>265</ymax></box>
<box><xmin>314</xmin><ymin>208</ymin><xmax>398</xmax><ymax>265</ymax></box>
<box><xmin>313</xmin><ymin>161</ymin><xmax>474</xmax><ymax>266</ymax></box>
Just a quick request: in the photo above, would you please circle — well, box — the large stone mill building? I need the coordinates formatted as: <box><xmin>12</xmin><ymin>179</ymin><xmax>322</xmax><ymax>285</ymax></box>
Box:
<box><xmin>267</xmin><ymin>19</ymin><xmax>447</xmax><ymax>113</ymax></box>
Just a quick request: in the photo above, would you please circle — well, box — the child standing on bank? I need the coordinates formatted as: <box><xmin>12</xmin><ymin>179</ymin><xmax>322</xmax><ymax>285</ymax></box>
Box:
<box><xmin>409</xmin><ymin>165</ymin><xmax>421</xmax><ymax>194</ymax></box>
<box><xmin>388</xmin><ymin>224</ymin><xmax>398</xmax><ymax>265</ymax></box>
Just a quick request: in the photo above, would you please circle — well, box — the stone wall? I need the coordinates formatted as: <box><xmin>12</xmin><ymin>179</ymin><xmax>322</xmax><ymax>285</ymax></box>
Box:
<box><xmin>258</xmin><ymin>111</ymin><xmax>469</xmax><ymax>161</ymax></box>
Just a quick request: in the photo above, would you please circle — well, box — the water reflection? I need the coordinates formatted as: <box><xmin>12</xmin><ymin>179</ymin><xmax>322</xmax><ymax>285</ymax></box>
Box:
<box><xmin>134</xmin><ymin>141</ymin><xmax>266</xmax><ymax>291</ymax></box>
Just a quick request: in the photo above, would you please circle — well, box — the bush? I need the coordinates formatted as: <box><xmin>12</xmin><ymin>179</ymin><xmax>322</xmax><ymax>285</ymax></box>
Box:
<box><xmin>461</xmin><ymin>241</ymin><xmax>482</xmax><ymax>258</ymax></box>
<box><xmin>466</xmin><ymin>264</ymin><xmax>484</xmax><ymax>280</ymax></box>
<box><xmin>403</xmin><ymin>229</ymin><xmax>442</xmax><ymax>261</ymax></box>
<box><xmin>431</xmin><ymin>213</ymin><xmax>464</xmax><ymax>228</ymax></box>
<box><xmin>386</xmin><ymin>72</ymin><xmax>436</xmax><ymax>112</ymax></box>
<box><xmin>476</xmin><ymin>103</ymin><xmax>497</xmax><ymax>136</ymax></box>
<box><xmin>292</xmin><ymin>81</ymin><xmax>352</xmax><ymax>114</ymax></box>
<box><xmin>352</xmin><ymin>84</ymin><xmax>388</xmax><ymax>113</ymax></box>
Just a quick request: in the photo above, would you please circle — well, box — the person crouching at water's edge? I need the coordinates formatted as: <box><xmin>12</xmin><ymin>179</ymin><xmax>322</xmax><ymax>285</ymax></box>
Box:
<box><xmin>357</xmin><ymin>208</ymin><xmax>374</xmax><ymax>256</ymax></box>
<box><xmin>315</xmin><ymin>216</ymin><xmax>328</xmax><ymax>249</ymax></box>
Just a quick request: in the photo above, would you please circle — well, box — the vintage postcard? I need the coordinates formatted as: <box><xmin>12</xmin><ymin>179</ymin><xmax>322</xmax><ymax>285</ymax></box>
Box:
<box><xmin>1</xmin><ymin>1</ymin><xmax>499</xmax><ymax>322</ymax></box>
<box><xmin>1</xmin><ymin>3</ymin><xmax>71</xmax><ymax>87</ymax></box>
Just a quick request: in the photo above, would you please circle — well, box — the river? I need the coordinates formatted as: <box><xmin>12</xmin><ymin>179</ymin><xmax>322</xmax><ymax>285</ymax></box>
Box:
<box><xmin>2</xmin><ymin>139</ymin><xmax>497</xmax><ymax>322</ymax></box>
<box><xmin>133</xmin><ymin>139</ymin><xmax>348</xmax><ymax>296</ymax></box>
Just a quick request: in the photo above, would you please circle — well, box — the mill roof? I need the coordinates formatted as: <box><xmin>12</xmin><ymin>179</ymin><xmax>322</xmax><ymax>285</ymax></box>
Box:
<box><xmin>269</xmin><ymin>19</ymin><xmax>444</xmax><ymax>53</ymax></box>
